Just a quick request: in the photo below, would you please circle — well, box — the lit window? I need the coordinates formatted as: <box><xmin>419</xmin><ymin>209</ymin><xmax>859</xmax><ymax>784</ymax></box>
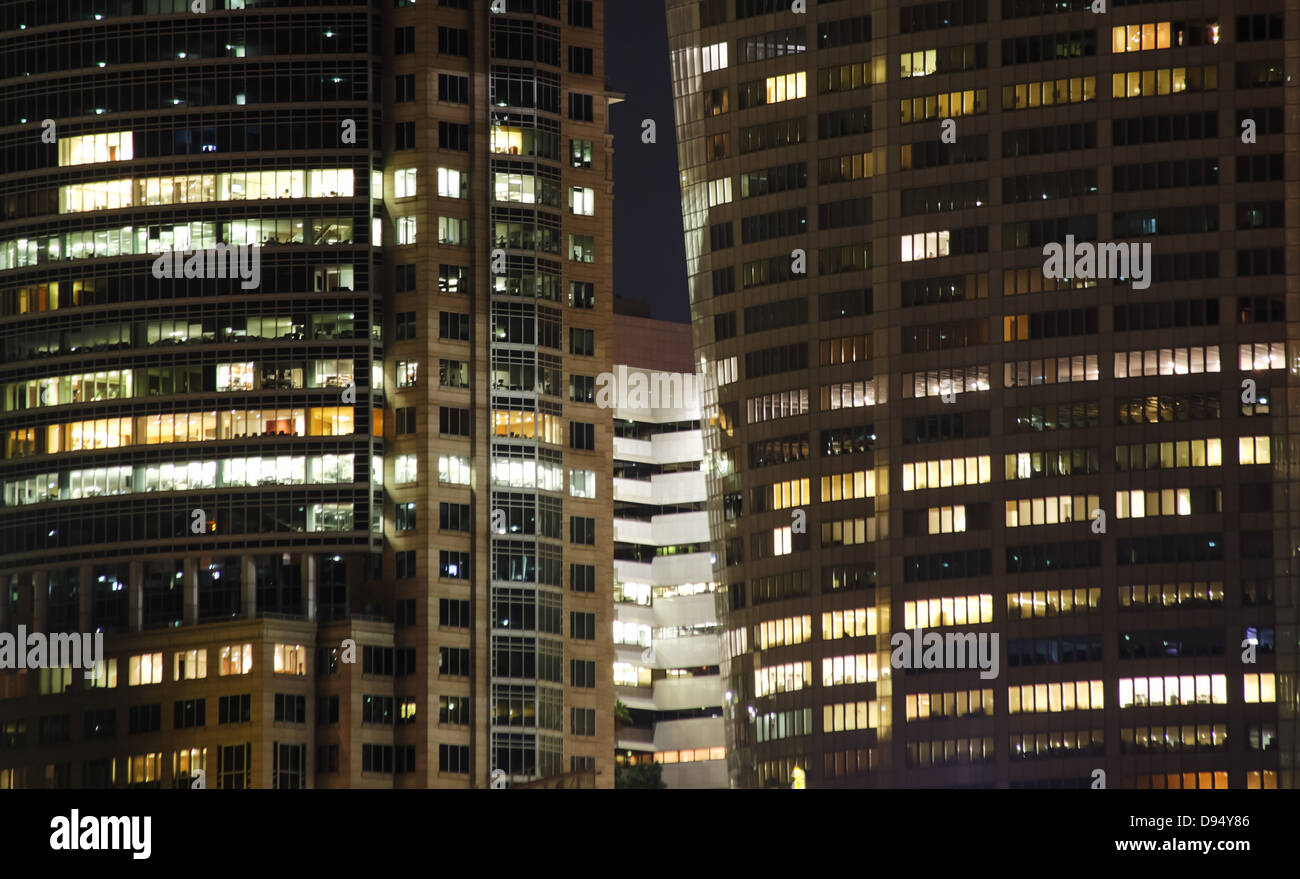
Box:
<box><xmin>218</xmin><ymin>643</ymin><xmax>254</xmax><ymax>676</ymax></box>
<box><xmin>394</xmin><ymin>168</ymin><xmax>417</xmax><ymax>198</ymax></box>
<box><xmin>396</xmin><ymin>360</ymin><xmax>419</xmax><ymax>388</ymax></box>
<box><xmin>439</xmin><ymin>455</ymin><xmax>471</xmax><ymax>485</ymax></box>
<box><xmin>85</xmin><ymin>658</ymin><xmax>118</xmax><ymax>689</ymax></box>
<box><xmin>273</xmin><ymin>643</ymin><xmax>307</xmax><ymax>675</ymax></box>
<box><xmin>569</xmin><ymin>186</ymin><xmax>595</xmax><ymax>216</ymax></box>
<box><xmin>763</xmin><ymin>71</ymin><xmax>806</xmax><ymax>104</ymax></box>
<box><xmin>436</xmin><ymin>167</ymin><xmax>466</xmax><ymax>199</ymax></box>
<box><xmin>397</xmin><ymin>216</ymin><xmax>417</xmax><ymax>245</ymax></box>
<box><xmin>569</xmin><ymin>468</ymin><xmax>597</xmax><ymax>498</ymax></box>
<box><xmin>395</xmin><ymin>454</ymin><xmax>418</xmax><ymax>485</ymax></box>
<box><xmin>128</xmin><ymin>652</ymin><xmax>164</xmax><ymax>686</ymax></box>
<box><xmin>127</xmin><ymin>753</ymin><xmax>162</xmax><ymax>785</ymax></box>
<box><xmin>174</xmin><ymin>649</ymin><xmax>207</xmax><ymax>681</ymax></box>
<box><xmin>39</xmin><ymin>667</ymin><xmax>73</xmax><ymax>695</ymax></box>
<box><xmin>773</xmin><ymin>525</ymin><xmax>792</xmax><ymax>556</ymax></box>
<box><xmin>900</xmin><ymin>230</ymin><xmax>950</xmax><ymax>262</ymax></box>
<box><xmin>1239</xmin><ymin>436</ymin><xmax>1272</xmax><ymax>465</ymax></box>
<box><xmin>707</xmin><ymin>177</ymin><xmax>733</xmax><ymax>207</ymax></box>
<box><xmin>58</xmin><ymin>131</ymin><xmax>134</xmax><ymax>166</ymax></box>
<box><xmin>701</xmin><ymin>41</ymin><xmax>728</xmax><ymax>73</ymax></box>
<box><xmin>900</xmin><ymin>49</ymin><xmax>937</xmax><ymax>77</ymax></box>
<box><xmin>1244</xmin><ymin>673</ymin><xmax>1276</xmax><ymax>704</ymax></box>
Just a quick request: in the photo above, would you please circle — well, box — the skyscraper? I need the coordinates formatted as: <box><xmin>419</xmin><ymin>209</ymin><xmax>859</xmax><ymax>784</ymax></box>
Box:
<box><xmin>666</xmin><ymin>0</ymin><xmax>1297</xmax><ymax>788</ymax></box>
<box><xmin>610</xmin><ymin>310</ymin><xmax>726</xmax><ymax>788</ymax></box>
<box><xmin>0</xmin><ymin>0</ymin><xmax>614</xmax><ymax>789</ymax></box>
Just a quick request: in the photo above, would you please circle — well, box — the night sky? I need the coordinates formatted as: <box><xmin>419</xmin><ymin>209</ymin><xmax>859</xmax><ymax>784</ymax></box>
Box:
<box><xmin>605</xmin><ymin>3</ymin><xmax>691</xmax><ymax>323</ymax></box>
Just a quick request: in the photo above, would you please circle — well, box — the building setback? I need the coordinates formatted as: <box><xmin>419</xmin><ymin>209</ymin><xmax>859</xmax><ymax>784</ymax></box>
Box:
<box><xmin>0</xmin><ymin>0</ymin><xmax>614</xmax><ymax>789</ymax></box>
<box><xmin>611</xmin><ymin>311</ymin><xmax>726</xmax><ymax>787</ymax></box>
<box><xmin>666</xmin><ymin>0</ymin><xmax>1299</xmax><ymax>788</ymax></box>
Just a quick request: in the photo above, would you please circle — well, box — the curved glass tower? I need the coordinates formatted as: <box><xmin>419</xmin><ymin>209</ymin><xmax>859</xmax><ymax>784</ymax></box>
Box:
<box><xmin>667</xmin><ymin>0</ymin><xmax>1299</xmax><ymax>790</ymax></box>
<box><xmin>0</xmin><ymin>0</ymin><xmax>614</xmax><ymax>789</ymax></box>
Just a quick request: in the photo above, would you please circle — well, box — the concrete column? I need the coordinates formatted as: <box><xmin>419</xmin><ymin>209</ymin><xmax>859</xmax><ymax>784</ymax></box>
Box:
<box><xmin>31</xmin><ymin>571</ymin><xmax>47</xmax><ymax>633</ymax></box>
<box><xmin>78</xmin><ymin>564</ymin><xmax>93</xmax><ymax>632</ymax></box>
<box><xmin>304</xmin><ymin>554</ymin><xmax>317</xmax><ymax>623</ymax></box>
<box><xmin>242</xmin><ymin>555</ymin><xmax>257</xmax><ymax>619</ymax></box>
<box><xmin>0</xmin><ymin>572</ymin><xmax>11</xmax><ymax>632</ymax></box>
<box><xmin>128</xmin><ymin>560</ymin><xmax>143</xmax><ymax>631</ymax></box>
<box><xmin>183</xmin><ymin>557</ymin><xmax>200</xmax><ymax>626</ymax></box>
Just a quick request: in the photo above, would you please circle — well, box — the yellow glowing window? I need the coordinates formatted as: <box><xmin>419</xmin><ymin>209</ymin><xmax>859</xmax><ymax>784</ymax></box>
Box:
<box><xmin>273</xmin><ymin>643</ymin><xmax>307</xmax><ymax>675</ymax></box>
<box><xmin>491</xmin><ymin>125</ymin><xmax>524</xmax><ymax>154</ymax></box>
<box><xmin>219</xmin><ymin>643</ymin><xmax>254</xmax><ymax>676</ymax></box>
<box><xmin>173</xmin><ymin>649</ymin><xmax>207</xmax><ymax>681</ymax></box>
<box><xmin>764</xmin><ymin>71</ymin><xmax>806</xmax><ymax>104</ymax></box>
<box><xmin>1239</xmin><ymin>436</ymin><xmax>1271</xmax><ymax>464</ymax></box>
<box><xmin>58</xmin><ymin>131</ymin><xmax>133</xmax><ymax>166</ymax></box>
<box><xmin>127</xmin><ymin>652</ymin><xmax>164</xmax><ymax>686</ymax></box>
<box><xmin>900</xmin><ymin>49</ymin><xmax>937</xmax><ymax>78</ymax></box>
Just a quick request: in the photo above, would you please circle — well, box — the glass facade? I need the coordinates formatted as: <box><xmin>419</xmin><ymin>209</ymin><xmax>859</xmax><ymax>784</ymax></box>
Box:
<box><xmin>667</xmin><ymin>0</ymin><xmax>1297</xmax><ymax>789</ymax></box>
<box><xmin>0</xmin><ymin>0</ymin><xmax>613</xmax><ymax>788</ymax></box>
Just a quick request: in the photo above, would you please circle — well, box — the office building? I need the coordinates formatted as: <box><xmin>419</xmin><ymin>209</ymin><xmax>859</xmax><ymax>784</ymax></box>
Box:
<box><xmin>666</xmin><ymin>0</ymin><xmax>1296</xmax><ymax>788</ymax></box>
<box><xmin>0</xmin><ymin>0</ymin><xmax>614</xmax><ymax>788</ymax></box>
<box><xmin>610</xmin><ymin>310</ymin><xmax>725</xmax><ymax>787</ymax></box>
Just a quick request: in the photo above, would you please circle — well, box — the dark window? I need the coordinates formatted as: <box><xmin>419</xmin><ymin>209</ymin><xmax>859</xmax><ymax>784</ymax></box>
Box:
<box><xmin>568</xmin><ymin>0</ymin><xmax>594</xmax><ymax>26</ymax></box>
<box><xmin>570</xmin><ymin>611</ymin><xmax>596</xmax><ymax>640</ymax></box>
<box><xmin>274</xmin><ymin>694</ymin><xmax>307</xmax><ymax>723</ymax></box>
<box><xmin>440</xmin><ymin>503</ymin><xmax>471</xmax><ymax>531</ymax></box>
<box><xmin>439</xmin><ymin>598</ymin><xmax>470</xmax><ymax>628</ymax></box>
<box><xmin>362</xmin><ymin>695</ymin><xmax>394</xmax><ymax>725</ymax></box>
<box><xmin>396</xmin><ymin>550</ymin><xmax>417</xmax><ymax>579</ymax></box>
<box><xmin>570</xmin><ymin>516</ymin><xmax>596</xmax><ymax>545</ymax></box>
<box><xmin>440</xmin><ymin>647</ymin><xmax>471</xmax><ymax>677</ymax></box>
<box><xmin>571</xmin><ymin>707</ymin><xmax>596</xmax><ymax>736</ymax></box>
<box><xmin>569</xmin><ymin>45</ymin><xmax>594</xmax><ymax>74</ymax></box>
<box><xmin>571</xmin><ymin>659</ymin><xmax>596</xmax><ymax>688</ymax></box>
<box><xmin>439</xmin><ymin>406</ymin><xmax>470</xmax><ymax>436</ymax></box>
<box><xmin>127</xmin><ymin>703</ymin><xmax>161</xmax><ymax>734</ymax></box>
<box><xmin>84</xmin><ymin>709</ymin><xmax>115</xmax><ymax>739</ymax></box>
<box><xmin>362</xmin><ymin>744</ymin><xmax>394</xmax><ymax>774</ymax></box>
<box><xmin>439</xmin><ymin>122</ymin><xmax>470</xmax><ymax>151</ymax></box>
<box><xmin>395</xmin><ymin>312</ymin><xmax>417</xmax><ymax>341</ymax></box>
<box><xmin>714</xmin><ymin>311</ymin><xmax>737</xmax><ymax>341</ymax></box>
<box><xmin>395</xmin><ymin>26</ymin><xmax>416</xmax><ymax>54</ymax></box>
<box><xmin>363</xmin><ymin>646</ymin><xmax>395</xmax><ymax>676</ymax></box>
<box><xmin>569</xmin><ymin>422</ymin><xmax>595</xmax><ymax>450</ymax></box>
<box><xmin>438</xmin><ymin>27</ymin><xmax>470</xmax><ymax>55</ymax></box>
<box><xmin>439</xmin><ymin>311</ymin><xmax>471</xmax><ymax>341</ymax></box>
<box><xmin>395</xmin><ymin>121</ymin><xmax>416</xmax><ymax>151</ymax></box>
<box><xmin>568</xmin><ymin>93</ymin><xmax>594</xmax><ymax>121</ymax></box>
<box><xmin>317</xmin><ymin>695</ymin><xmax>339</xmax><ymax>724</ymax></box>
<box><xmin>395</xmin><ymin>74</ymin><xmax>416</xmax><ymax>103</ymax></box>
<box><xmin>570</xmin><ymin>563</ymin><xmax>596</xmax><ymax>593</ymax></box>
<box><xmin>439</xmin><ymin>743</ymin><xmax>471</xmax><ymax>773</ymax></box>
<box><xmin>218</xmin><ymin>694</ymin><xmax>251</xmax><ymax>724</ymax></box>
<box><xmin>438</xmin><ymin>74</ymin><xmax>470</xmax><ymax>104</ymax></box>
<box><xmin>173</xmin><ymin>699</ymin><xmax>205</xmax><ymax>729</ymax></box>
<box><xmin>395</xmin><ymin>263</ymin><xmax>417</xmax><ymax>292</ymax></box>
<box><xmin>396</xmin><ymin>406</ymin><xmax>417</xmax><ymax>435</ymax></box>
<box><xmin>570</xmin><ymin>327</ymin><xmax>595</xmax><ymax>355</ymax></box>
